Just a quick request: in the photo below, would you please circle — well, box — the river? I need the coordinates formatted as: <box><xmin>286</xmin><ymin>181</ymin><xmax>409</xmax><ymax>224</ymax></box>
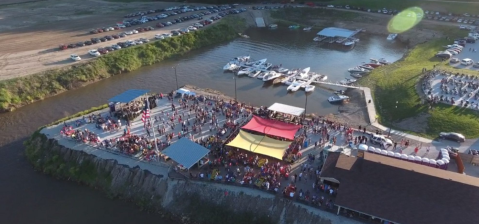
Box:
<box><xmin>0</xmin><ymin>28</ymin><xmax>406</xmax><ymax>224</ymax></box>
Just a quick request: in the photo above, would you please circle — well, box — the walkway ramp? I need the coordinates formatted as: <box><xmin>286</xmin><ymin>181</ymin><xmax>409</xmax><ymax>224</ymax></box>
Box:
<box><xmin>255</xmin><ymin>17</ymin><xmax>266</xmax><ymax>27</ymax></box>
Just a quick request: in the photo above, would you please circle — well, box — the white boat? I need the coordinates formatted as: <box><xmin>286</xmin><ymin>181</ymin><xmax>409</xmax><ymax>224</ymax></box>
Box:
<box><xmin>277</xmin><ymin>67</ymin><xmax>289</xmax><ymax>73</ymax></box>
<box><xmin>257</xmin><ymin>72</ymin><xmax>267</xmax><ymax>79</ymax></box>
<box><xmin>258</xmin><ymin>62</ymin><xmax>273</xmax><ymax>70</ymax></box>
<box><xmin>263</xmin><ymin>71</ymin><xmax>282</xmax><ymax>82</ymax></box>
<box><xmin>245</xmin><ymin>58</ymin><xmax>267</xmax><ymax>67</ymax></box>
<box><xmin>350</xmin><ymin>73</ymin><xmax>362</xmax><ymax>78</ymax></box>
<box><xmin>287</xmin><ymin>81</ymin><xmax>303</xmax><ymax>92</ymax></box>
<box><xmin>303</xmin><ymin>27</ymin><xmax>312</xmax><ymax>31</ymax></box>
<box><xmin>283</xmin><ymin>76</ymin><xmax>296</xmax><ymax>85</ymax></box>
<box><xmin>248</xmin><ymin>70</ymin><xmax>261</xmax><ymax>78</ymax></box>
<box><xmin>297</xmin><ymin>67</ymin><xmax>311</xmax><ymax>79</ymax></box>
<box><xmin>319</xmin><ymin>75</ymin><xmax>327</xmax><ymax>81</ymax></box>
<box><xmin>269</xmin><ymin>24</ymin><xmax>278</xmax><ymax>29</ymax></box>
<box><xmin>347</xmin><ymin>67</ymin><xmax>369</xmax><ymax>73</ymax></box>
<box><xmin>370</xmin><ymin>58</ymin><xmax>390</xmax><ymax>65</ymax></box>
<box><xmin>223</xmin><ymin>62</ymin><xmax>240</xmax><ymax>71</ymax></box>
<box><xmin>387</xmin><ymin>33</ymin><xmax>398</xmax><ymax>41</ymax></box>
<box><xmin>359</xmin><ymin>64</ymin><xmax>374</xmax><ymax>70</ymax></box>
<box><xmin>313</xmin><ymin>36</ymin><xmax>322</xmax><ymax>42</ymax></box>
<box><xmin>233</xmin><ymin>55</ymin><xmax>250</xmax><ymax>62</ymax></box>
<box><xmin>237</xmin><ymin>67</ymin><xmax>256</xmax><ymax>76</ymax></box>
<box><xmin>305</xmin><ymin>85</ymin><xmax>315</xmax><ymax>92</ymax></box>
<box><xmin>339</xmin><ymin>78</ymin><xmax>357</xmax><ymax>85</ymax></box>
<box><xmin>328</xmin><ymin>94</ymin><xmax>350</xmax><ymax>103</ymax></box>
<box><xmin>344</xmin><ymin>41</ymin><xmax>355</xmax><ymax>46</ymax></box>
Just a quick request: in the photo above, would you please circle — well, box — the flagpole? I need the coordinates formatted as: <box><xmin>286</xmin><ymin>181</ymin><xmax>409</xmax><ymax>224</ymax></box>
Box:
<box><xmin>150</xmin><ymin>117</ymin><xmax>160</xmax><ymax>162</ymax></box>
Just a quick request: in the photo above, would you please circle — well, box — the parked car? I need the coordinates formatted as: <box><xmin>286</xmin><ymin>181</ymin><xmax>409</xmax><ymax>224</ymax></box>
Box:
<box><xmin>105</xmin><ymin>46</ymin><xmax>114</xmax><ymax>52</ymax></box>
<box><xmin>88</xmin><ymin>49</ymin><xmax>101</xmax><ymax>57</ymax></box>
<box><xmin>70</xmin><ymin>54</ymin><xmax>81</xmax><ymax>61</ymax></box>
<box><xmin>439</xmin><ymin>132</ymin><xmax>465</xmax><ymax>142</ymax></box>
<box><xmin>112</xmin><ymin>44</ymin><xmax>122</xmax><ymax>50</ymax></box>
<box><xmin>370</xmin><ymin>134</ymin><xmax>393</xmax><ymax>147</ymax></box>
<box><xmin>112</xmin><ymin>34</ymin><xmax>120</xmax><ymax>39</ymax></box>
<box><xmin>140</xmin><ymin>38</ymin><xmax>150</xmax><ymax>43</ymax></box>
<box><xmin>76</xmin><ymin>42</ymin><xmax>85</xmax><ymax>47</ymax></box>
<box><xmin>450</xmin><ymin>58</ymin><xmax>460</xmax><ymax>63</ymax></box>
<box><xmin>59</xmin><ymin>44</ymin><xmax>68</xmax><ymax>50</ymax></box>
<box><xmin>119</xmin><ymin>33</ymin><xmax>127</xmax><ymax>38</ymax></box>
<box><xmin>68</xmin><ymin>43</ymin><xmax>76</xmax><ymax>48</ymax></box>
<box><xmin>84</xmin><ymin>41</ymin><xmax>93</xmax><ymax>45</ymax></box>
<box><xmin>98</xmin><ymin>48</ymin><xmax>108</xmax><ymax>54</ymax></box>
<box><xmin>461</xmin><ymin>58</ymin><xmax>473</xmax><ymax>65</ymax></box>
<box><xmin>91</xmin><ymin>38</ymin><xmax>100</xmax><ymax>44</ymax></box>
<box><xmin>155</xmin><ymin>34</ymin><xmax>165</xmax><ymax>39</ymax></box>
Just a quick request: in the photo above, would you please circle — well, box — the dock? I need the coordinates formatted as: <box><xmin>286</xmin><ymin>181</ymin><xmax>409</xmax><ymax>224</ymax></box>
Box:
<box><xmin>312</xmin><ymin>80</ymin><xmax>360</xmax><ymax>89</ymax></box>
<box><xmin>314</xmin><ymin>27</ymin><xmax>362</xmax><ymax>45</ymax></box>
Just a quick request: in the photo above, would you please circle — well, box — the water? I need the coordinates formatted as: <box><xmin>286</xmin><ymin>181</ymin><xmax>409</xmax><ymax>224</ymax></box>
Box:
<box><xmin>0</xmin><ymin>28</ymin><xmax>406</xmax><ymax>224</ymax></box>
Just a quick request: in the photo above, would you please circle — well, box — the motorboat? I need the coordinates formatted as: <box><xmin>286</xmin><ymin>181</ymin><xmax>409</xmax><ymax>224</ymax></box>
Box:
<box><xmin>283</xmin><ymin>76</ymin><xmax>296</xmax><ymax>85</ymax></box>
<box><xmin>365</xmin><ymin>63</ymin><xmax>382</xmax><ymax>68</ymax></box>
<box><xmin>248</xmin><ymin>70</ymin><xmax>262</xmax><ymax>78</ymax></box>
<box><xmin>335</xmin><ymin>90</ymin><xmax>346</xmax><ymax>95</ymax></box>
<box><xmin>245</xmin><ymin>58</ymin><xmax>267</xmax><ymax>67</ymax></box>
<box><xmin>370</xmin><ymin>58</ymin><xmax>390</xmax><ymax>65</ymax></box>
<box><xmin>359</xmin><ymin>64</ymin><xmax>374</xmax><ymax>70</ymax></box>
<box><xmin>297</xmin><ymin>67</ymin><xmax>311</xmax><ymax>79</ymax></box>
<box><xmin>232</xmin><ymin>55</ymin><xmax>250</xmax><ymax>63</ymax></box>
<box><xmin>344</xmin><ymin>41</ymin><xmax>355</xmax><ymax>46</ymax></box>
<box><xmin>237</xmin><ymin>67</ymin><xmax>256</xmax><ymax>76</ymax></box>
<box><xmin>289</xmin><ymin>25</ymin><xmax>300</xmax><ymax>29</ymax></box>
<box><xmin>263</xmin><ymin>71</ymin><xmax>282</xmax><ymax>82</ymax></box>
<box><xmin>257</xmin><ymin>72</ymin><xmax>267</xmax><ymax>79</ymax></box>
<box><xmin>347</xmin><ymin>67</ymin><xmax>369</xmax><ymax>73</ymax></box>
<box><xmin>313</xmin><ymin>36</ymin><xmax>323</xmax><ymax>42</ymax></box>
<box><xmin>258</xmin><ymin>62</ymin><xmax>273</xmax><ymax>70</ymax></box>
<box><xmin>387</xmin><ymin>33</ymin><xmax>398</xmax><ymax>40</ymax></box>
<box><xmin>269</xmin><ymin>24</ymin><xmax>278</xmax><ymax>29</ymax></box>
<box><xmin>350</xmin><ymin>73</ymin><xmax>362</xmax><ymax>78</ymax></box>
<box><xmin>276</xmin><ymin>67</ymin><xmax>289</xmax><ymax>73</ymax></box>
<box><xmin>287</xmin><ymin>81</ymin><xmax>303</xmax><ymax>92</ymax></box>
<box><xmin>303</xmin><ymin>27</ymin><xmax>312</xmax><ymax>31</ymax></box>
<box><xmin>305</xmin><ymin>85</ymin><xmax>315</xmax><ymax>92</ymax></box>
<box><xmin>328</xmin><ymin>94</ymin><xmax>350</xmax><ymax>103</ymax></box>
<box><xmin>339</xmin><ymin>78</ymin><xmax>357</xmax><ymax>85</ymax></box>
<box><xmin>223</xmin><ymin>62</ymin><xmax>240</xmax><ymax>71</ymax></box>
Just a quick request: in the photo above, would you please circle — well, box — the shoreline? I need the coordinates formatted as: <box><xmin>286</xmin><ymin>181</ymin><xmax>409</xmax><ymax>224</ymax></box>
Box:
<box><xmin>0</xmin><ymin>17</ymin><xmax>248</xmax><ymax>113</ymax></box>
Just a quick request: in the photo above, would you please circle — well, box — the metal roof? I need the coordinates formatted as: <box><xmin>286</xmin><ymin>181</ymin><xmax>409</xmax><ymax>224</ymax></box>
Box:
<box><xmin>267</xmin><ymin>103</ymin><xmax>305</xmax><ymax>116</ymax></box>
<box><xmin>162</xmin><ymin>138</ymin><xmax>210</xmax><ymax>169</ymax></box>
<box><xmin>108</xmin><ymin>89</ymin><xmax>149</xmax><ymax>103</ymax></box>
<box><xmin>317</xmin><ymin>27</ymin><xmax>355</xmax><ymax>38</ymax></box>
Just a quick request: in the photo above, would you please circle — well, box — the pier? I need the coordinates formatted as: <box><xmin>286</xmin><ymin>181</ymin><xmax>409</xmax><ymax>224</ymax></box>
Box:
<box><xmin>314</xmin><ymin>27</ymin><xmax>362</xmax><ymax>45</ymax></box>
<box><xmin>312</xmin><ymin>80</ymin><xmax>361</xmax><ymax>89</ymax></box>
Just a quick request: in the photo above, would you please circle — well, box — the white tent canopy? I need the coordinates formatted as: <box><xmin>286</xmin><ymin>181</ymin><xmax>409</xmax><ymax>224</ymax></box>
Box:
<box><xmin>268</xmin><ymin>103</ymin><xmax>305</xmax><ymax>116</ymax></box>
<box><xmin>358</xmin><ymin>144</ymin><xmax>368</xmax><ymax>151</ymax></box>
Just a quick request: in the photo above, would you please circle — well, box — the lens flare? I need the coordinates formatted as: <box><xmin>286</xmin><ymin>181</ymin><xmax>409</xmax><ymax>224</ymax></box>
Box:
<box><xmin>387</xmin><ymin>7</ymin><xmax>424</xmax><ymax>33</ymax></box>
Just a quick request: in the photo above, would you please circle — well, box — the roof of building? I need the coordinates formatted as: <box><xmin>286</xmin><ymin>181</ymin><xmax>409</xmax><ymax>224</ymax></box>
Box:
<box><xmin>316</xmin><ymin>27</ymin><xmax>355</xmax><ymax>38</ymax></box>
<box><xmin>108</xmin><ymin>89</ymin><xmax>149</xmax><ymax>103</ymax></box>
<box><xmin>241</xmin><ymin>115</ymin><xmax>301</xmax><ymax>140</ymax></box>
<box><xmin>320</xmin><ymin>152</ymin><xmax>479</xmax><ymax>224</ymax></box>
<box><xmin>162</xmin><ymin>138</ymin><xmax>210</xmax><ymax>169</ymax></box>
<box><xmin>267</xmin><ymin>103</ymin><xmax>305</xmax><ymax>116</ymax></box>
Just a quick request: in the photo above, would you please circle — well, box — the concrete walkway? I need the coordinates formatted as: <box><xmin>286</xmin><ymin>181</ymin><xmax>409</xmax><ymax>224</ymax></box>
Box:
<box><xmin>361</xmin><ymin>87</ymin><xmax>433</xmax><ymax>144</ymax></box>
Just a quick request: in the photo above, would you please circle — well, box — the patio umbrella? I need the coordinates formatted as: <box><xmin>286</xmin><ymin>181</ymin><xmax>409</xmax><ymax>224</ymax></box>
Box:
<box><xmin>358</xmin><ymin>144</ymin><xmax>368</xmax><ymax>151</ymax></box>
<box><xmin>394</xmin><ymin>152</ymin><xmax>401</xmax><ymax>158</ymax></box>
<box><xmin>442</xmin><ymin>158</ymin><xmax>450</xmax><ymax>164</ymax></box>
<box><xmin>408</xmin><ymin>155</ymin><xmax>416</xmax><ymax>161</ymax></box>
<box><xmin>368</xmin><ymin>146</ymin><xmax>376</xmax><ymax>152</ymax></box>
<box><xmin>437</xmin><ymin>160</ymin><xmax>445</xmax><ymax>165</ymax></box>
<box><xmin>414</xmin><ymin>156</ymin><xmax>422</xmax><ymax>162</ymax></box>
<box><xmin>387</xmin><ymin>151</ymin><xmax>395</xmax><ymax>157</ymax></box>
<box><xmin>381</xmin><ymin>150</ymin><xmax>388</xmax><ymax>155</ymax></box>
<box><xmin>429</xmin><ymin>160</ymin><xmax>437</xmax><ymax>166</ymax></box>
<box><xmin>375</xmin><ymin>148</ymin><xmax>382</xmax><ymax>154</ymax></box>
<box><xmin>401</xmin><ymin>154</ymin><xmax>409</xmax><ymax>160</ymax></box>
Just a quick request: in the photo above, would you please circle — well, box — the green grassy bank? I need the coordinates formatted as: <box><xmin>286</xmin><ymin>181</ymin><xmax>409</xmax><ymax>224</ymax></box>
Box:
<box><xmin>270</xmin><ymin>7</ymin><xmax>359</xmax><ymax>27</ymax></box>
<box><xmin>0</xmin><ymin>17</ymin><xmax>246</xmax><ymax>112</ymax></box>
<box><xmin>359</xmin><ymin>39</ymin><xmax>479</xmax><ymax>139</ymax></box>
<box><xmin>320</xmin><ymin>0</ymin><xmax>479</xmax><ymax>15</ymax></box>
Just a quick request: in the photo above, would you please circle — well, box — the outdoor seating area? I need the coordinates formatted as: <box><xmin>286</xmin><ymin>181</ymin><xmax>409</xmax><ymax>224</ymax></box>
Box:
<box><xmin>422</xmin><ymin>70</ymin><xmax>479</xmax><ymax>109</ymax></box>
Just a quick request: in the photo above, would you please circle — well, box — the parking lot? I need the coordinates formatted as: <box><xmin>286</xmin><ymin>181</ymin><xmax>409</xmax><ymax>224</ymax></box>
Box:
<box><xmin>448</xmin><ymin>39</ymin><xmax>479</xmax><ymax>70</ymax></box>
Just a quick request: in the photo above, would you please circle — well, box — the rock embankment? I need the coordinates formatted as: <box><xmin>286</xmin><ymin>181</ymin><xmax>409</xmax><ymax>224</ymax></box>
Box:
<box><xmin>24</xmin><ymin>132</ymin><xmax>355</xmax><ymax>224</ymax></box>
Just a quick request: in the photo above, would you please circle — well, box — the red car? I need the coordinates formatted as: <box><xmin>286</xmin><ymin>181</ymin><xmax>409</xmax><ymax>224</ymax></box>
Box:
<box><xmin>156</xmin><ymin>23</ymin><xmax>164</xmax><ymax>28</ymax></box>
<box><xmin>59</xmin><ymin>44</ymin><xmax>67</xmax><ymax>50</ymax></box>
<box><xmin>97</xmin><ymin>48</ymin><xmax>109</xmax><ymax>54</ymax></box>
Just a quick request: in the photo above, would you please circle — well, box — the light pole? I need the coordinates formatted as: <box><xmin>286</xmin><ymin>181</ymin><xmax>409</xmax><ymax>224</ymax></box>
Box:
<box><xmin>388</xmin><ymin>101</ymin><xmax>398</xmax><ymax>137</ymax></box>
<box><xmin>173</xmin><ymin>65</ymin><xmax>179</xmax><ymax>90</ymax></box>
<box><xmin>233</xmin><ymin>77</ymin><xmax>237</xmax><ymax>102</ymax></box>
<box><xmin>303</xmin><ymin>92</ymin><xmax>309</xmax><ymax>124</ymax></box>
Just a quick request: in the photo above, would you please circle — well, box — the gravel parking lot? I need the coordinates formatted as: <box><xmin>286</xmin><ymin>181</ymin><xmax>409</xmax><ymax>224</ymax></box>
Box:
<box><xmin>0</xmin><ymin>0</ymin><xmax>226</xmax><ymax>80</ymax></box>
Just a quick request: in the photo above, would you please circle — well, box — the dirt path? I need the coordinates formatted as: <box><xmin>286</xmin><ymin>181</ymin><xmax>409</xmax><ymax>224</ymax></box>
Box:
<box><xmin>0</xmin><ymin>0</ymin><xmax>213</xmax><ymax>81</ymax></box>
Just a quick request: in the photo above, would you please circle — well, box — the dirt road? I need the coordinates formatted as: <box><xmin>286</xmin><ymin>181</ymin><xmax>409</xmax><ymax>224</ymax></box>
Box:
<box><xmin>0</xmin><ymin>0</ymin><xmax>216</xmax><ymax>81</ymax></box>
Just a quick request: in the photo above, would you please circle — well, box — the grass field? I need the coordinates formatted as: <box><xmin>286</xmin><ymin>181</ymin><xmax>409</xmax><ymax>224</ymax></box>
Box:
<box><xmin>323</xmin><ymin>0</ymin><xmax>479</xmax><ymax>15</ymax></box>
<box><xmin>359</xmin><ymin>38</ymin><xmax>479</xmax><ymax>139</ymax></box>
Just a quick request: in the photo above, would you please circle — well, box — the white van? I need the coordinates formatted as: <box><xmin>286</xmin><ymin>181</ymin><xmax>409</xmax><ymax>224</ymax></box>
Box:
<box><xmin>461</xmin><ymin>58</ymin><xmax>473</xmax><ymax>65</ymax></box>
<box><xmin>370</xmin><ymin>134</ymin><xmax>393</xmax><ymax>147</ymax></box>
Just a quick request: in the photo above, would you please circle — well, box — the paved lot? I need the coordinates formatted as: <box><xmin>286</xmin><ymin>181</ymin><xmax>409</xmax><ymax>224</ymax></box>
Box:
<box><xmin>422</xmin><ymin>72</ymin><xmax>479</xmax><ymax>108</ymax></box>
<box><xmin>449</xmin><ymin>40</ymin><xmax>479</xmax><ymax>70</ymax></box>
